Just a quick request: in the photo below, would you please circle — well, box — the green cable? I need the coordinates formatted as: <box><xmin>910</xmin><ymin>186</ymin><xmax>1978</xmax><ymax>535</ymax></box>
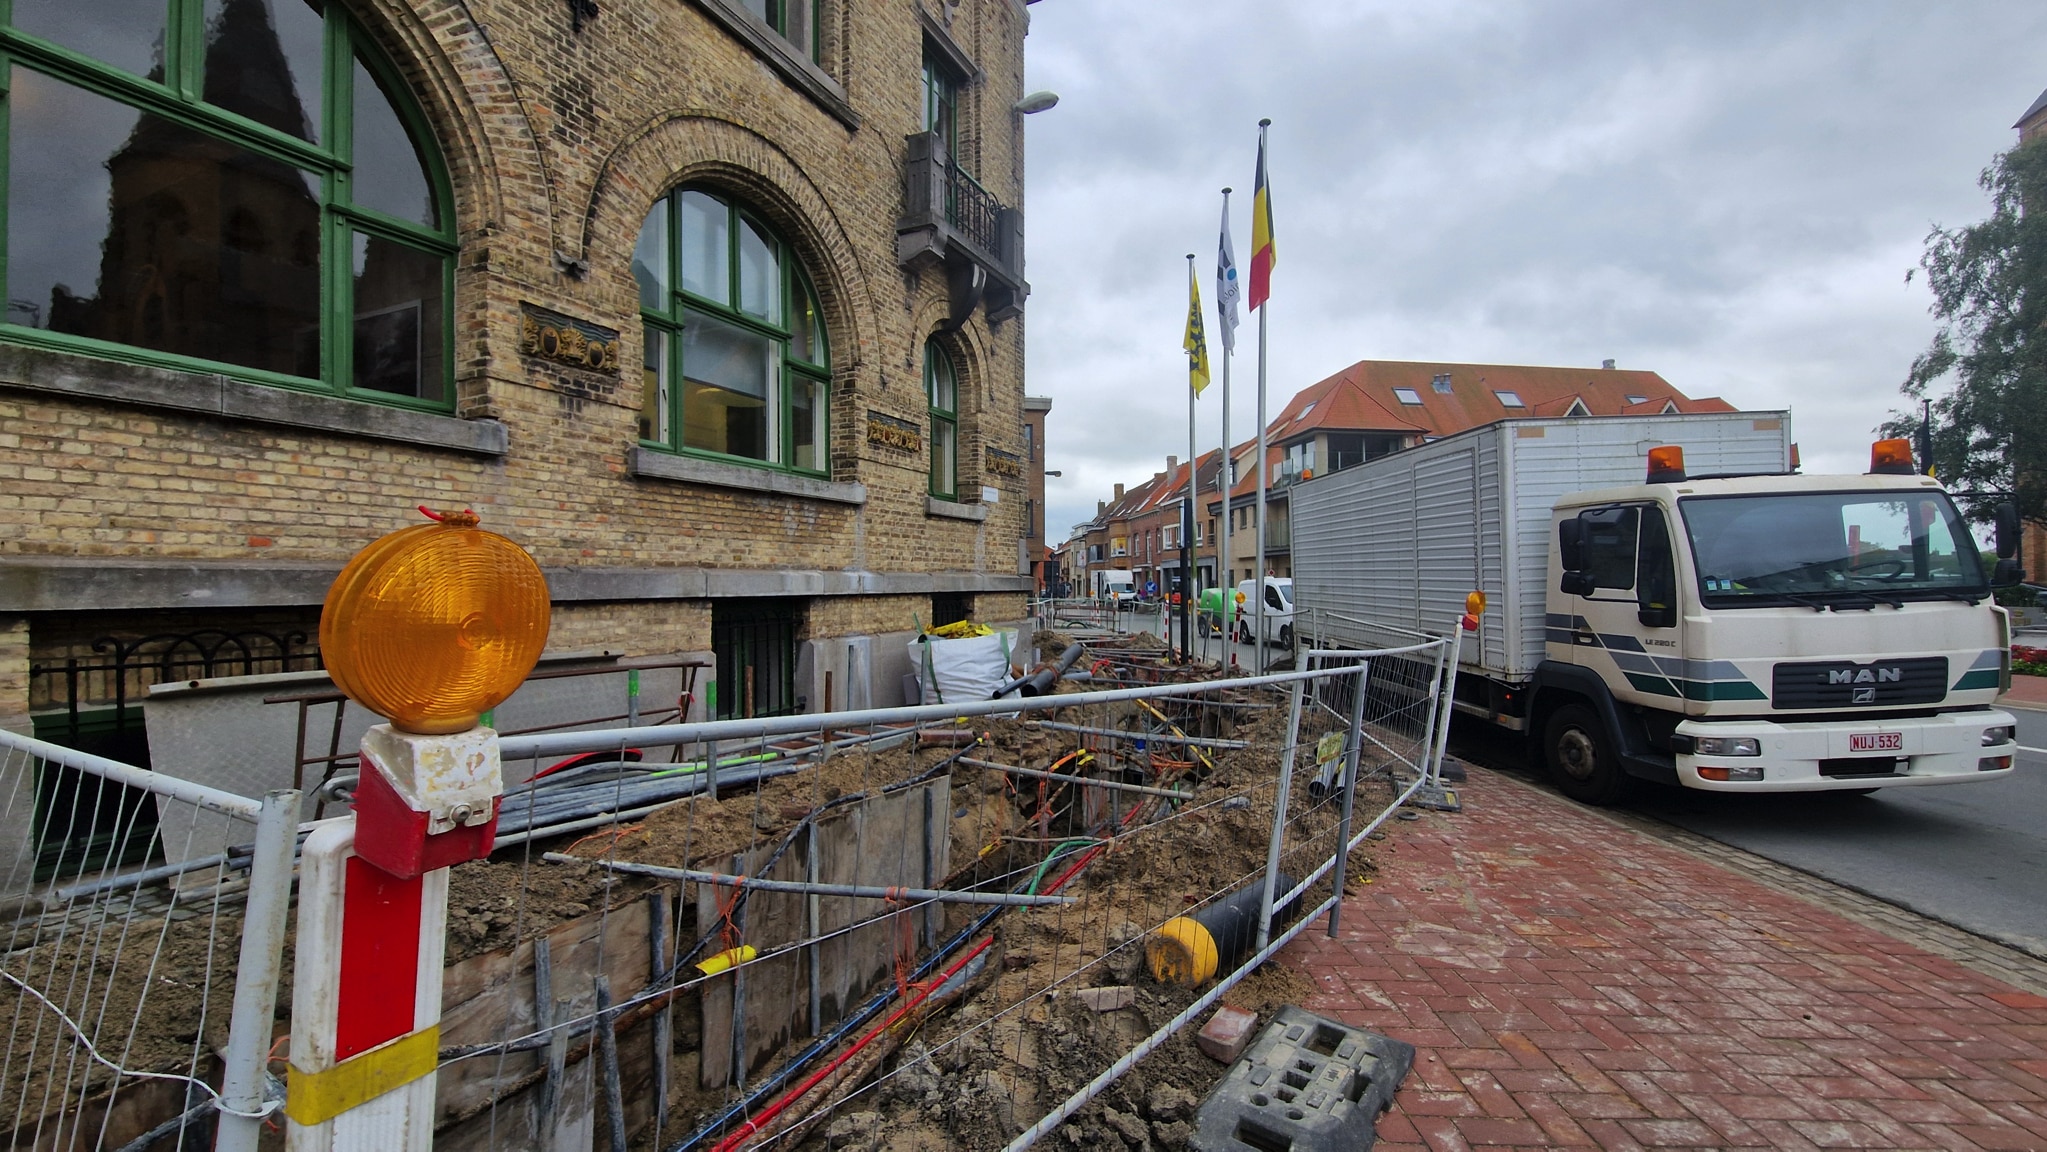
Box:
<box><xmin>1025</xmin><ymin>838</ymin><xmax>1102</xmax><ymax>895</ymax></box>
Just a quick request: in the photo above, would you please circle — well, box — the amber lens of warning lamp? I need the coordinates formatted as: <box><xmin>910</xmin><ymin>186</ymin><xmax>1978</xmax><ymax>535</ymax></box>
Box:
<box><xmin>1465</xmin><ymin>590</ymin><xmax>1487</xmax><ymax>617</ymax></box>
<box><xmin>320</xmin><ymin>511</ymin><xmax>551</xmax><ymax>734</ymax></box>
<box><xmin>1869</xmin><ymin>438</ymin><xmax>1916</xmax><ymax>475</ymax></box>
<box><xmin>1645</xmin><ymin>445</ymin><xmax>1686</xmax><ymax>483</ymax></box>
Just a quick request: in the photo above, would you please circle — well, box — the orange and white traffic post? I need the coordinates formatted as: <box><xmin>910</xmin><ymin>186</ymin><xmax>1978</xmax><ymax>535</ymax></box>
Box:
<box><xmin>285</xmin><ymin>509</ymin><xmax>549</xmax><ymax>1149</ymax></box>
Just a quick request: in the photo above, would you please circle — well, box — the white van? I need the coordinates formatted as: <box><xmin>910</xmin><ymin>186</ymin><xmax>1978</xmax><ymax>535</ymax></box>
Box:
<box><xmin>1233</xmin><ymin>578</ymin><xmax>1294</xmax><ymax>646</ymax></box>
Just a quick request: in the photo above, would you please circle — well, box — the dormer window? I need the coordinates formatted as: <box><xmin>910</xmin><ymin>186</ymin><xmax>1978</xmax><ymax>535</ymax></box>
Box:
<box><xmin>1392</xmin><ymin>387</ymin><xmax>1423</xmax><ymax>405</ymax></box>
<box><xmin>1431</xmin><ymin>373</ymin><xmax>1453</xmax><ymax>393</ymax></box>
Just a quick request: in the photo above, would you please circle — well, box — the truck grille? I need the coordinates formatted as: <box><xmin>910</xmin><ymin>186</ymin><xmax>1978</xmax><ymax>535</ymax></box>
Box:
<box><xmin>1771</xmin><ymin>657</ymin><xmax>1948</xmax><ymax>709</ymax></box>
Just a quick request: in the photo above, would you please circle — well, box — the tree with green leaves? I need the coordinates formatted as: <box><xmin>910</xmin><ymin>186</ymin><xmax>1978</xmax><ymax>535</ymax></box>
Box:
<box><xmin>1886</xmin><ymin>137</ymin><xmax>2047</xmax><ymax>531</ymax></box>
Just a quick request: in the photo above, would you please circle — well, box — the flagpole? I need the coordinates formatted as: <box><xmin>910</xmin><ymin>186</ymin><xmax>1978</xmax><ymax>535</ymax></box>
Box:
<box><xmin>1217</xmin><ymin>191</ymin><xmax>1235</xmax><ymax>663</ymax></box>
<box><xmin>1183</xmin><ymin>254</ymin><xmax>1196</xmax><ymax>662</ymax></box>
<box><xmin>1253</xmin><ymin>120</ymin><xmax>1271</xmax><ymax>658</ymax></box>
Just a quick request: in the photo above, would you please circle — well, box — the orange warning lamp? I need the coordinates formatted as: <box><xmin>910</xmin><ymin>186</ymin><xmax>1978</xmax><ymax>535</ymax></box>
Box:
<box><xmin>1462</xmin><ymin>590</ymin><xmax>1486</xmax><ymax>632</ymax></box>
<box><xmin>320</xmin><ymin>507</ymin><xmax>551</xmax><ymax>734</ymax></box>
<box><xmin>1645</xmin><ymin>445</ymin><xmax>1686</xmax><ymax>484</ymax></box>
<box><xmin>1868</xmin><ymin>438</ymin><xmax>1916</xmax><ymax>475</ymax></box>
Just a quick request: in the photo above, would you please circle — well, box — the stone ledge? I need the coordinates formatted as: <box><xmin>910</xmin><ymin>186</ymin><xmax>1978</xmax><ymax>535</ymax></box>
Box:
<box><xmin>926</xmin><ymin>497</ymin><xmax>989</xmax><ymax>522</ymax></box>
<box><xmin>688</xmin><ymin>0</ymin><xmax>859</xmax><ymax>129</ymax></box>
<box><xmin>628</xmin><ymin>447</ymin><xmax>868</xmax><ymax>504</ymax></box>
<box><xmin>0</xmin><ymin>557</ymin><xmax>1030</xmax><ymax>612</ymax></box>
<box><xmin>0</xmin><ymin>342</ymin><xmax>508</xmax><ymax>456</ymax></box>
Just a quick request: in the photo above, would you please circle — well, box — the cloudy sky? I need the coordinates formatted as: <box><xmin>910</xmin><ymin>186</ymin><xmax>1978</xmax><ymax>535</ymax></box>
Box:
<box><xmin>1017</xmin><ymin>1</ymin><xmax>2047</xmax><ymax>541</ymax></box>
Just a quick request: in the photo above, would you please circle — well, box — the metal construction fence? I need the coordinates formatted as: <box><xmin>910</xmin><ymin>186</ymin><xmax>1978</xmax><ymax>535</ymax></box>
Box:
<box><xmin>0</xmin><ymin>730</ymin><xmax>295</xmax><ymax>1152</ymax></box>
<box><xmin>0</xmin><ymin>625</ymin><xmax>1459</xmax><ymax>1151</ymax></box>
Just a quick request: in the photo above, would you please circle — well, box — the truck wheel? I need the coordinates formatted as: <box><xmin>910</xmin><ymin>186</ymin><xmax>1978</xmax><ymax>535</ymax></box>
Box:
<box><xmin>1543</xmin><ymin>704</ymin><xmax>1632</xmax><ymax>805</ymax></box>
<box><xmin>1280</xmin><ymin>624</ymin><xmax>1293</xmax><ymax>647</ymax></box>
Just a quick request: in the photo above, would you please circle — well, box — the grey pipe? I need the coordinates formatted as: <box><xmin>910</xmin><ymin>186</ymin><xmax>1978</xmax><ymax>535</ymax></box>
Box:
<box><xmin>956</xmin><ymin>758</ymin><xmax>1193</xmax><ymax>801</ymax></box>
<box><xmin>993</xmin><ymin>642</ymin><xmax>1087</xmax><ymax>698</ymax></box>
<box><xmin>550</xmin><ymin>855</ymin><xmax>1076</xmax><ymax>907</ymax></box>
<box><xmin>1024</xmin><ymin>721</ymin><xmax>1249</xmax><ymax>750</ymax></box>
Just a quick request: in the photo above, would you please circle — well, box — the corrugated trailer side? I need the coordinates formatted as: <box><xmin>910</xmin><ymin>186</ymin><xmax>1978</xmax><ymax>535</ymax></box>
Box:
<box><xmin>1293</xmin><ymin>412</ymin><xmax>1792</xmax><ymax>680</ymax></box>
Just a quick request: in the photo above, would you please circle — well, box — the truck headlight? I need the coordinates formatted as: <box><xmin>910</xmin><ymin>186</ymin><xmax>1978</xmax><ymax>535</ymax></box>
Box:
<box><xmin>1693</xmin><ymin>736</ymin><xmax>1761</xmax><ymax>757</ymax></box>
<box><xmin>1982</xmin><ymin>726</ymin><xmax>2016</xmax><ymax>747</ymax></box>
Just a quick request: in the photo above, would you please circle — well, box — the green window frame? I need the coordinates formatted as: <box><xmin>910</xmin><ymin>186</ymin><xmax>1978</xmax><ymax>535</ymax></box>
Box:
<box><xmin>743</xmin><ymin>0</ymin><xmax>822</xmax><ymax>64</ymax></box>
<box><xmin>926</xmin><ymin>339</ymin><xmax>957</xmax><ymax>500</ymax></box>
<box><xmin>636</xmin><ymin>187</ymin><xmax>829</xmax><ymax>476</ymax></box>
<box><xmin>921</xmin><ymin>46</ymin><xmax>959</xmax><ymax>162</ymax></box>
<box><xmin>0</xmin><ymin>0</ymin><xmax>458</xmax><ymax>410</ymax></box>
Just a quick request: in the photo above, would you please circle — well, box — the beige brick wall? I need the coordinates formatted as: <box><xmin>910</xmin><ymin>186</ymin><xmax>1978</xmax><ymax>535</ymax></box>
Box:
<box><xmin>0</xmin><ymin>616</ymin><xmax>27</xmax><ymax>735</ymax></box>
<box><xmin>0</xmin><ymin>0</ymin><xmax>1036</xmax><ymax>729</ymax></box>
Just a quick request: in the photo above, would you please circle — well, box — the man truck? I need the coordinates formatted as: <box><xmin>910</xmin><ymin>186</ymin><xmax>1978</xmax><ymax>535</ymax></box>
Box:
<box><xmin>1290</xmin><ymin>411</ymin><xmax>2020</xmax><ymax>804</ymax></box>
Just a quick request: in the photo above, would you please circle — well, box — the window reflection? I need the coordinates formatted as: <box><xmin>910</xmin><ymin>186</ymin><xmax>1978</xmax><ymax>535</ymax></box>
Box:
<box><xmin>738</xmin><ymin>218</ymin><xmax>779</xmax><ymax>322</ymax></box>
<box><xmin>9</xmin><ymin>69</ymin><xmax>323</xmax><ymax>378</ymax></box>
<box><xmin>681</xmin><ymin>310</ymin><xmax>775</xmax><ymax>460</ymax></box>
<box><xmin>351</xmin><ymin>56</ymin><xmax>435</xmax><ymax>226</ymax></box>
<box><xmin>789</xmin><ymin>376</ymin><xmax>822</xmax><ymax>472</ymax></box>
<box><xmin>351</xmin><ymin>232</ymin><xmax>444</xmax><ymax>401</ymax></box>
<box><xmin>203</xmin><ymin>0</ymin><xmax>325</xmax><ymax>143</ymax></box>
<box><xmin>790</xmin><ymin>281</ymin><xmax>822</xmax><ymax>365</ymax></box>
<box><xmin>14</xmin><ymin>0</ymin><xmax>167</xmax><ymax>79</ymax></box>
<box><xmin>679</xmin><ymin>191</ymin><xmax>728</xmax><ymax>301</ymax></box>
<box><xmin>633</xmin><ymin>209</ymin><xmax>669</xmax><ymax>312</ymax></box>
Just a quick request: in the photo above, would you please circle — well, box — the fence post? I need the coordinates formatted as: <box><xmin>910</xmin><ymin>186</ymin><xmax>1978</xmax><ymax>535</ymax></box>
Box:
<box><xmin>1255</xmin><ymin>678</ymin><xmax>1306</xmax><ymax>952</ymax></box>
<box><xmin>213</xmin><ymin>787</ymin><xmax>300</xmax><ymax>1152</ymax></box>
<box><xmin>1326</xmin><ymin>658</ymin><xmax>1370</xmax><ymax>938</ymax></box>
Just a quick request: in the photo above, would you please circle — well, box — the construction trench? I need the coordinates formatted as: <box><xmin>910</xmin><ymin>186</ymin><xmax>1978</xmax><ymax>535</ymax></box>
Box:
<box><xmin>1</xmin><ymin>628</ymin><xmax>1433</xmax><ymax>1151</ymax></box>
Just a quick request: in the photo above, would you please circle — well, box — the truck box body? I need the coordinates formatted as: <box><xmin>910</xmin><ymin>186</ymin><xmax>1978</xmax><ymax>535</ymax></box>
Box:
<box><xmin>1291</xmin><ymin>412</ymin><xmax>1792</xmax><ymax>680</ymax></box>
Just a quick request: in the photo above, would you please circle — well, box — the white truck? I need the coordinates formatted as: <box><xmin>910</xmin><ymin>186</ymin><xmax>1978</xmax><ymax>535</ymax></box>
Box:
<box><xmin>1091</xmin><ymin>568</ymin><xmax>1136</xmax><ymax>602</ymax></box>
<box><xmin>1291</xmin><ymin>411</ymin><xmax>2020</xmax><ymax>803</ymax></box>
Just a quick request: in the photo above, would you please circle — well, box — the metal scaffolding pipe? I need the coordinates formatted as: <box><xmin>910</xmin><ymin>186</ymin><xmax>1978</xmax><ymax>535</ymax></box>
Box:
<box><xmin>955</xmin><ymin>758</ymin><xmax>1195</xmax><ymax>801</ymax></box>
<box><xmin>547</xmin><ymin>855</ymin><xmax>1077</xmax><ymax>907</ymax></box>
<box><xmin>1023</xmin><ymin>721</ymin><xmax>1249</xmax><ymax>750</ymax></box>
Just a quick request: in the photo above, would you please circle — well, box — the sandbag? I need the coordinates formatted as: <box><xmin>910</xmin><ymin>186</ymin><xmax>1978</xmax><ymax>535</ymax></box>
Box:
<box><xmin>910</xmin><ymin>629</ymin><xmax>1016</xmax><ymax>704</ymax></box>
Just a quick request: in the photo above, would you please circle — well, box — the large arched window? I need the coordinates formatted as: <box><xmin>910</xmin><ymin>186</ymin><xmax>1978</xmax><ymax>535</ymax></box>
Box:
<box><xmin>635</xmin><ymin>188</ymin><xmax>828</xmax><ymax>475</ymax></box>
<box><xmin>1</xmin><ymin>0</ymin><xmax>456</xmax><ymax>406</ymax></box>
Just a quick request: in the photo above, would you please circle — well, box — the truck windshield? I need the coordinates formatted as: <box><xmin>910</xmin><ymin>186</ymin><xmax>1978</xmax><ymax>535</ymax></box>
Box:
<box><xmin>1678</xmin><ymin>490</ymin><xmax>1987</xmax><ymax>607</ymax></box>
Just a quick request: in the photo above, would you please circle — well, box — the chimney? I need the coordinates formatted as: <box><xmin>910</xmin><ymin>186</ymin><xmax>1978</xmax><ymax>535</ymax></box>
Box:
<box><xmin>1114</xmin><ymin>483</ymin><xmax>1125</xmax><ymax>500</ymax></box>
<box><xmin>1167</xmin><ymin>455</ymin><xmax>1178</xmax><ymax>473</ymax></box>
<box><xmin>1097</xmin><ymin>500</ymin><xmax>1106</xmax><ymax>514</ymax></box>
<box><xmin>1601</xmin><ymin>359</ymin><xmax>1616</xmax><ymax>370</ymax></box>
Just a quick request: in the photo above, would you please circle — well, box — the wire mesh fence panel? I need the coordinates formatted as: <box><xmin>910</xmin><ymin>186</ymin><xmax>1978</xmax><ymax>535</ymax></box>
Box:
<box><xmin>0</xmin><ymin>730</ymin><xmax>292</xmax><ymax>1152</ymax></box>
<box><xmin>419</xmin><ymin>632</ymin><xmax>1452</xmax><ymax>1152</ymax></box>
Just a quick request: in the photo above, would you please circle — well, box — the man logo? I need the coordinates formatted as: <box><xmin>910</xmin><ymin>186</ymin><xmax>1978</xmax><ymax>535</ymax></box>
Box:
<box><xmin>1829</xmin><ymin>667</ymin><xmax>1902</xmax><ymax>685</ymax></box>
<box><xmin>1852</xmin><ymin>686</ymin><xmax>1876</xmax><ymax>704</ymax></box>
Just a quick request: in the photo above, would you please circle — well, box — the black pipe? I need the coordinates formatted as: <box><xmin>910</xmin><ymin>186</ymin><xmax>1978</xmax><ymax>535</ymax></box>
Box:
<box><xmin>1148</xmin><ymin>872</ymin><xmax>1299</xmax><ymax>986</ymax></box>
<box><xmin>993</xmin><ymin>642</ymin><xmax>1085</xmax><ymax>698</ymax></box>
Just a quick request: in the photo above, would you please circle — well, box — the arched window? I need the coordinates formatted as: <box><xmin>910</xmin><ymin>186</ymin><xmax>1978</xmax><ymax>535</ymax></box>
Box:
<box><xmin>925</xmin><ymin>339</ymin><xmax>958</xmax><ymax>499</ymax></box>
<box><xmin>636</xmin><ymin>188</ymin><xmax>828</xmax><ymax>474</ymax></box>
<box><xmin>1</xmin><ymin>0</ymin><xmax>456</xmax><ymax>406</ymax></box>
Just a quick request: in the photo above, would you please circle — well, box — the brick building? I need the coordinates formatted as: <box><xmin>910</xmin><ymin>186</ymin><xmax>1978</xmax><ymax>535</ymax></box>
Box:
<box><xmin>0</xmin><ymin>0</ymin><xmax>1041</xmax><ymax>748</ymax></box>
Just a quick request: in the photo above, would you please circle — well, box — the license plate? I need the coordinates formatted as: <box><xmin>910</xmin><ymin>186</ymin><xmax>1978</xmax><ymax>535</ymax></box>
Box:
<box><xmin>1849</xmin><ymin>732</ymin><xmax>1903</xmax><ymax>753</ymax></box>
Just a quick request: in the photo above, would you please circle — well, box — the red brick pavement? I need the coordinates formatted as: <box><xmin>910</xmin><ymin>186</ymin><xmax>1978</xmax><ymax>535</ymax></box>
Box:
<box><xmin>1281</xmin><ymin>766</ymin><xmax>2047</xmax><ymax>1151</ymax></box>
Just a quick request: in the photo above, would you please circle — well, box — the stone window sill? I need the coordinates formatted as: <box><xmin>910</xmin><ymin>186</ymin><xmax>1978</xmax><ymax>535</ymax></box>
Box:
<box><xmin>629</xmin><ymin>446</ymin><xmax>868</xmax><ymax>504</ymax></box>
<box><xmin>0</xmin><ymin>343</ymin><xmax>507</xmax><ymax>455</ymax></box>
<box><xmin>926</xmin><ymin>496</ymin><xmax>988</xmax><ymax>522</ymax></box>
<box><xmin>689</xmin><ymin>0</ymin><xmax>859</xmax><ymax>129</ymax></box>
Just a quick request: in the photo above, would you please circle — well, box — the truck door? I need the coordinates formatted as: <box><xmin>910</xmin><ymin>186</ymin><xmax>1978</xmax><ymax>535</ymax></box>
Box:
<box><xmin>1564</xmin><ymin>504</ymin><xmax>1684</xmax><ymax>705</ymax></box>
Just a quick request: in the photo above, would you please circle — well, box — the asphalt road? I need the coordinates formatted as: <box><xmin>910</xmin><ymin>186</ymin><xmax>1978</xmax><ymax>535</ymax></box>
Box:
<box><xmin>1452</xmin><ymin>705</ymin><xmax>2047</xmax><ymax>959</ymax></box>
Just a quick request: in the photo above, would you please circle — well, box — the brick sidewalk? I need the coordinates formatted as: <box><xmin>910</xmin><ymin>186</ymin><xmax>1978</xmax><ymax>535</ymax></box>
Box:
<box><xmin>1281</xmin><ymin>766</ymin><xmax>2047</xmax><ymax>1150</ymax></box>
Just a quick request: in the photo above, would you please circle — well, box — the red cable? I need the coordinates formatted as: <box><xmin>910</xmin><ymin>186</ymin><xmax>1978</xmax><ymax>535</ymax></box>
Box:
<box><xmin>711</xmin><ymin>936</ymin><xmax>995</xmax><ymax>1152</ymax></box>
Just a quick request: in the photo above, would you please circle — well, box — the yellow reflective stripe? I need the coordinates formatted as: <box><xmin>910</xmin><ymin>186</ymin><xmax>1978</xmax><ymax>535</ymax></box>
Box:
<box><xmin>286</xmin><ymin>1025</ymin><xmax>440</xmax><ymax>1126</ymax></box>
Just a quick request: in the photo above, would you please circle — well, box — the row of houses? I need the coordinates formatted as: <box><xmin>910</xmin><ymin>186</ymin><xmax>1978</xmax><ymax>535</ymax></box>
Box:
<box><xmin>1055</xmin><ymin>358</ymin><xmax>1733</xmax><ymax>598</ymax></box>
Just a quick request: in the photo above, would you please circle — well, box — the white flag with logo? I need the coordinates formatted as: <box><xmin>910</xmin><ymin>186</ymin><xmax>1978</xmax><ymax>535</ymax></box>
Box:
<box><xmin>1216</xmin><ymin>202</ymin><xmax>1242</xmax><ymax>354</ymax></box>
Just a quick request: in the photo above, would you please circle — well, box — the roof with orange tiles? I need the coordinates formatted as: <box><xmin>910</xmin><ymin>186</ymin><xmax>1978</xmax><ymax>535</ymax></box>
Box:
<box><xmin>1265</xmin><ymin>359</ymin><xmax>1732</xmax><ymax>444</ymax></box>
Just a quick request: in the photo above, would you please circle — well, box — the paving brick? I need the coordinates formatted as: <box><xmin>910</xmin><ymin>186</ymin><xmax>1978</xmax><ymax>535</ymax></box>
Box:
<box><xmin>1281</xmin><ymin>763</ymin><xmax>2047</xmax><ymax>1152</ymax></box>
<box><xmin>1195</xmin><ymin>1003</ymin><xmax>1257</xmax><ymax>1064</ymax></box>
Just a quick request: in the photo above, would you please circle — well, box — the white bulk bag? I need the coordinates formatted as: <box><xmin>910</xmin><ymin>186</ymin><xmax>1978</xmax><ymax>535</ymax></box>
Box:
<box><xmin>909</xmin><ymin>629</ymin><xmax>1016</xmax><ymax>704</ymax></box>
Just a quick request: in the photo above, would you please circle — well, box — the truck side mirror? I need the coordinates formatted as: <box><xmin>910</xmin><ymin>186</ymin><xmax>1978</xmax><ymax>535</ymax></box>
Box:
<box><xmin>1637</xmin><ymin>603</ymin><xmax>1677</xmax><ymax>629</ymax></box>
<box><xmin>1993</xmin><ymin>501</ymin><xmax>2020</xmax><ymax>560</ymax></box>
<box><xmin>1559</xmin><ymin>571</ymin><xmax>1595</xmax><ymax>597</ymax></box>
<box><xmin>1558</xmin><ymin>519</ymin><xmax>1585</xmax><ymax>571</ymax></box>
<box><xmin>1992</xmin><ymin>558</ymin><xmax>2026</xmax><ymax>587</ymax></box>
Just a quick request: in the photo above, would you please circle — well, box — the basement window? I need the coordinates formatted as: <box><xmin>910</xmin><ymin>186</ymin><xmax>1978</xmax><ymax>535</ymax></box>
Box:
<box><xmin>712</xmin><ymin>599</ymin><xmax>803</xmax><ymax>718</ymax></box>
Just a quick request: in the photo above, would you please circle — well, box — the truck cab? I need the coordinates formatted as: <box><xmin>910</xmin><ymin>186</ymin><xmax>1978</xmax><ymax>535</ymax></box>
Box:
<box><xmin>1533</xmin><ymin>442</ymin><xmax>2019</xmax><ymax>802</ymax></box>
